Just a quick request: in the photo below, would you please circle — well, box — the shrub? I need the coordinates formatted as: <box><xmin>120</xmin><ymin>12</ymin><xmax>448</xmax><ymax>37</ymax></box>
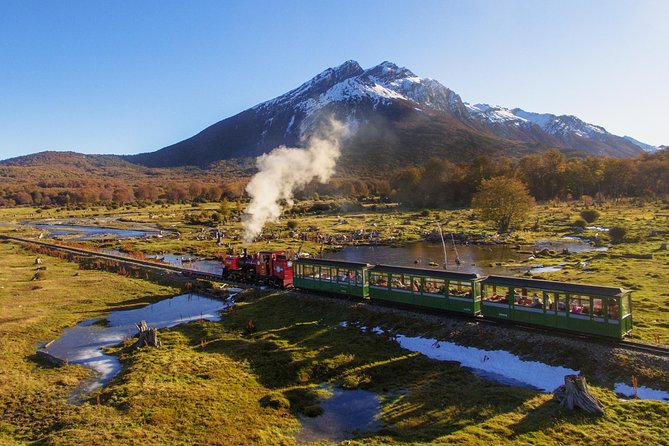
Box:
<box><xmin>580</xmin><ymin>209</ymin><xmax>600</xmax><ymax>223</ymax></box>
<box><xmin>340</xmin><ymin>373</ymin><xmax>371</xmax><ymax>389</ymax></box>
<box><xmin>302</xmin><ymin>404</ymin><xmax>324</xmax><ymax>417</ymax></box>
<box><xmin>609</xmin><ymin>226</ymin><xmax>627</xmax><ymax>243</ymax></box>
<box><xmin>573</xmin><ymin>218</ymin><xmax>587</xmax><ymax>229</ymax></box>
<box><xmin>286</xmin><ymin>220</ymin><xmax>298</xmax><ymax>230</ymax></box>
<box><xmin>259</xmin><ymin>393</ymin><xmax>291</xmax><ymax>410</ymax></box>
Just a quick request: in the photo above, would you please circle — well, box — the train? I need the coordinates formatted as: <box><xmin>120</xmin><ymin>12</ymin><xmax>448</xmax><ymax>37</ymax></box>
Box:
<box><xmin>220</xmin><ymin>250</ymin><xmax>633</xmax><ymax>339</ymax></box>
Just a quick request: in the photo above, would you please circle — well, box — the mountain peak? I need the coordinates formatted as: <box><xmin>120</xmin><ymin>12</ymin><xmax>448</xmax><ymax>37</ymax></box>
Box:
<box><xmin>333</xmin><ymin>60</ymin><xmax>363</xmax><ymax>74</ymax></box>
<box><xmin>364</xmin><ymin>61</ymin><xmax>416</xmax><ymax>82</ymax></box>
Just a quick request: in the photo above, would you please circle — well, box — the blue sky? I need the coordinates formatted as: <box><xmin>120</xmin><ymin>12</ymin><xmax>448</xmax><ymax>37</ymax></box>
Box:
<box><xmin>0</xmin><ymin>0</ymin><xmax>667</xmax><ymax>160</ymax></box>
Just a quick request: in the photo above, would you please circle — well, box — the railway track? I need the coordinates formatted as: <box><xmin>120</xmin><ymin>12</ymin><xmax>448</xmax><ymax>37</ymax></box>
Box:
<box><xmin>3</xmin><ymin>234</ymin><xmax>668</xmax><ymax>358</ymax></box>
<box><xmin>616</xmin><ymin>340</ymin><xmax>669</xmax><ymax>357</ymax></box>
<box><xmin>0</xmin><ymin>235</ymin><xmax>223</xmax><ymax>281</ymax></box>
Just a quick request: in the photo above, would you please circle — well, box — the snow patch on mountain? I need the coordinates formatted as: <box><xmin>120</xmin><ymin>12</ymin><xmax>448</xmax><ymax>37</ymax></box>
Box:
<box><xmin>511</xmin><ymin>109</ymin><xmax>554</xmax><ymax>129</ymax></box>
<box><xmin>466</xmin><ymin>104</ymin><xmax>526</xmax><ymax>124</ymax></box>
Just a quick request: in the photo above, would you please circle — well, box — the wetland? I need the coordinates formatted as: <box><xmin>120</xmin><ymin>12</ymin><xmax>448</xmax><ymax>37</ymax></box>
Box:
<box><xmin>1</xmin><ymin>199</ymin><xmax>668</xmax><ymax>445</ymax></box>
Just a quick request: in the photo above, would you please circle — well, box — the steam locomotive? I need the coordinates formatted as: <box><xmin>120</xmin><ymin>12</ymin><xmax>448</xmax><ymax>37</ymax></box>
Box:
<box><xmin>222</xmin><ymin>249</ymin><xmax>293</xmax><ymax>288</ymax></box>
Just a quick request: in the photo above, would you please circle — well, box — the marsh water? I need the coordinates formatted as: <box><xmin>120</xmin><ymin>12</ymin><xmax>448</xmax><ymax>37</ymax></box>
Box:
<box><xmin>147</xmin><ymin>254</ymin><xmax>224</xmax><ymax>276</ymax></box>
<box><xmin>341</xmin><ymin>323</ymin><xmax>669</xmax><ymax>403</ymax></box>
<box><xmin>323</xmin><ymin>238</ymin><xmax>604</xmax><ymax>275</ymax></box>
<box><xmin>43</xmin><ymin>293</ymin><xmax>232</xmax><ymax>401</ymax></box>
<box><xmin>296</xmin><ymin>385</ymin><xmax>382</xmax><ymax>444</ymax></box>
<box><xmin>29</xmin><ymin>222</ymin><xmax>162</xmax><ymax>240</ymax></box>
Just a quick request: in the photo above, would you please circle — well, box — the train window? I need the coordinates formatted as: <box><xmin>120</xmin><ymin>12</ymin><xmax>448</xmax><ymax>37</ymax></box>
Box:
<box><xmin>483</xmin><ymin>285</ymin><xmax>510</xmax><ymax>303</ymax></box>
<box><xmin>592</xmin><ymin>298</ymin><xmax>604</xmax><ymax>320</ymax></box>
<box><xmin>544</xmin><ymin>292</ymin><xmax>554</xmax><ymax>310</ymax></box>
<box><xmin>370</xmin><ymin>271</ymin><xmax>388</xmax><ymax>287</ymax></box>
<box><xmin>390</xmin><ymin>274</ymin><xmax>411</xmax><ymax>290</ymax></box>
<box><xmin>514</xmin><ymin>288</ymin><xmax>543</xmax><ymax>308</ymax></box>
<box><xmin>355</xmin><ymin>271</ymin><xmax>363</xmax><ymax>286</ymax></box>
<box><xmin>621</xmin><ymin>295</ymin><xmax>631</xmax><ymax>317</ymax></box>
<box><xmin>337</xmin><ymin>269</ymin><xmax>351</xmax><ymax>284</ymax></box>
<box><xmin>303</xmin><ymin>265</ymin><xmax>314</xmax><ymax>278</ymax></box>
<box><xmin>569</xmin><ymin>295</ymin><xmax>590</xmax><ymax>317</ymax></box>
<box><xmin>320</xmin><ymin>267</ymin><xmax>332</xmax><ymax>281</ymax></box>
<box><xmin>424</xmin><ymin>278</ymin><xmax>445</xmax><ymax>295</ymax></box>
<box><xmin>608</xmin><ymin>297</ymin><xmax>620</xmax><ymax>320</ymax></box>
<box><xmin>449</xmin><ymin>281</ymin><xmax>471</xmax><ymax>298</ymax></box>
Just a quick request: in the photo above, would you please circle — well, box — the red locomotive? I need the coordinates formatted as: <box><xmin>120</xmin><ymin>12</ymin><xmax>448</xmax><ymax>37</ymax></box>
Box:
<box><xmin>222</xmin><ymin>249</ymin><xmax>294</xmax><ymax>288</ymax></box>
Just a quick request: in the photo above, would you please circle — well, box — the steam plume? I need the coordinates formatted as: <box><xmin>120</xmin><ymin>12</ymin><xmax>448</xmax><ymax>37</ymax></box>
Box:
<box><xmin>242</xmin><ymin>119</ymin><xmax>348</xmax><ymax>242</ymax></box>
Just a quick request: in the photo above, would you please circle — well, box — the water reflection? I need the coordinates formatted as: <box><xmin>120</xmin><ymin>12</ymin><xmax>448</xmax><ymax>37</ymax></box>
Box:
<box><xmin>323</xmin><ymin>239</ymin><xmax>601</xmax><ymax>275</ymax></box>
<box><xmin>296</xmin><ymin>384</ymin><xmax>381</xmax><ymax>444</ymax></box>
<box><xmin>30</xmin><ymin>223</ymin><xmax>161</xmax><ymax>240</ymax></box>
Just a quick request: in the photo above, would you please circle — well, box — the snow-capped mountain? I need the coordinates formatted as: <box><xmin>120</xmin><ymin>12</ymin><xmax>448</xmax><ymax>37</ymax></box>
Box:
<box><xmin>465</xmin><ymin>104</ymin><xmax>642</xmax><ymax>157</ymax></box>
<box><xmin>127</xmin><ymin>60</ymin><xmax>645</xmax><ymax>168</ymax></box>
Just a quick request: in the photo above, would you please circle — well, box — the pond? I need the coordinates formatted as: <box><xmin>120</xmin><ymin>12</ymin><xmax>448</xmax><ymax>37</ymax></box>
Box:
<box><xmin>323</xmin><ymin>239</ymin><xmax>603</xmax><ymax>275</ymax></box>
<box><xmin>42</xmin><ymin>293</ymin><xmax>233</xmax><ymax>402</ymax></box>
<box><xmin>296</xmin><ymin>384</ymin><xmax>382</xmax><ymax>444</ymax></box>
<box><xmin>29</xmin><ymin>222</ymin><xmax>162</xmax><ymax>240</ymax></box>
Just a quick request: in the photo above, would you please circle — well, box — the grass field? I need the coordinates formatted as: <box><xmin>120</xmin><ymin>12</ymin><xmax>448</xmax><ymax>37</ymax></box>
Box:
<box><xmin>1</xmin><ymin>239</ymin><xmax>668</xmax><ymax>445</ymax></box>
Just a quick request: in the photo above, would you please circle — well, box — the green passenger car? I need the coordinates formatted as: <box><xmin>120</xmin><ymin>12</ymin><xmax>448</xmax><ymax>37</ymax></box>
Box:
<box><xmin>292</xmin><ymin>258</ymin><xmax>371</xmax><ymax>298</ymax></box>
<box><xmin>481</xmin><ymin>276</ymin><xmax>632</xmax><ymax>338</ymax></box>
<box><xmin>368</xmin><ymin>265</ymin><xmax>483</xmax><ymax>315</ymax></box>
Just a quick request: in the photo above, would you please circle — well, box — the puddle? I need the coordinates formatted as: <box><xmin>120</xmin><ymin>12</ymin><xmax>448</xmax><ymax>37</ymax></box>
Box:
<box><xmin>586</xmin><ymin>226</ymin><xmax>609</xmax><ymax>232</ymax></box>
<box><xmin>527</xmin><ymin>265</ymin><xmax>563</xmax><ymax>274</ymax></box>
<box><xmin>296</xmin><ymin>384</ymin><xmax>381</xmax><ymax>444</ymax></box>
<box><xmin>340</xmin><ymin>322</ymin><xmax>578</xmax><ymax>392</ymax></box>
<box><xmin>561</xmin><ymin>236</ymin><xmax>608</xmax><ymax>251</ymax></box>
<box><xmin>615</xmin><ymin>383</ymin><xmax>669</xmax><ymax>402</ymax></box>
<box><xmin>42</xmin><ymin>293</ymin><xmax>233</xmax><ymax>401</ymax></box>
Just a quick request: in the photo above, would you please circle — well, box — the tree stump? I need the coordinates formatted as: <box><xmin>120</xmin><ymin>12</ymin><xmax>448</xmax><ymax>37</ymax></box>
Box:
<box><xmin>553</xmin><ymin>375</ymin><xmax>605</xmax><ymax>415</ymax></box>
<box><xmin>36</xmin><ymin>349</ymin><xmax>66</xmax><ymax>366</ymax></box>
<box><xmin>131</xmin><ymin>320</ymin><xmax>161</xmax><ymax>348</ymax></box>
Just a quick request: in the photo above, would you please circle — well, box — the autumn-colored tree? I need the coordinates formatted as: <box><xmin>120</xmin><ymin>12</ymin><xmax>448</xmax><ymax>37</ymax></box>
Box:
<box><xmin>472</xmin><ymin>177</ymin><xmax>535</xmax><ymax>233</ymax></box>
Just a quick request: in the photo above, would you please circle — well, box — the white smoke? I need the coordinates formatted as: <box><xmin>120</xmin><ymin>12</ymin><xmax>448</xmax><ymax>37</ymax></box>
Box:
<box><xmin>242</xmin><ymin>119</ymin><xmax>348</xmax><ymax>242</ymax></box>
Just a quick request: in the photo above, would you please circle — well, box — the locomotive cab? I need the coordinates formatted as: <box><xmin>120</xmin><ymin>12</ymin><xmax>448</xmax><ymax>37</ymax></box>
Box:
<box><xmin>256</xmin><ymin>251</ymin><xmax>293</xmax><ymax>288</ymax></box>
<box><xmin>273</xmin><ymin>254</ymin><xmax>294</xmax><ymax>288</ymax></box>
